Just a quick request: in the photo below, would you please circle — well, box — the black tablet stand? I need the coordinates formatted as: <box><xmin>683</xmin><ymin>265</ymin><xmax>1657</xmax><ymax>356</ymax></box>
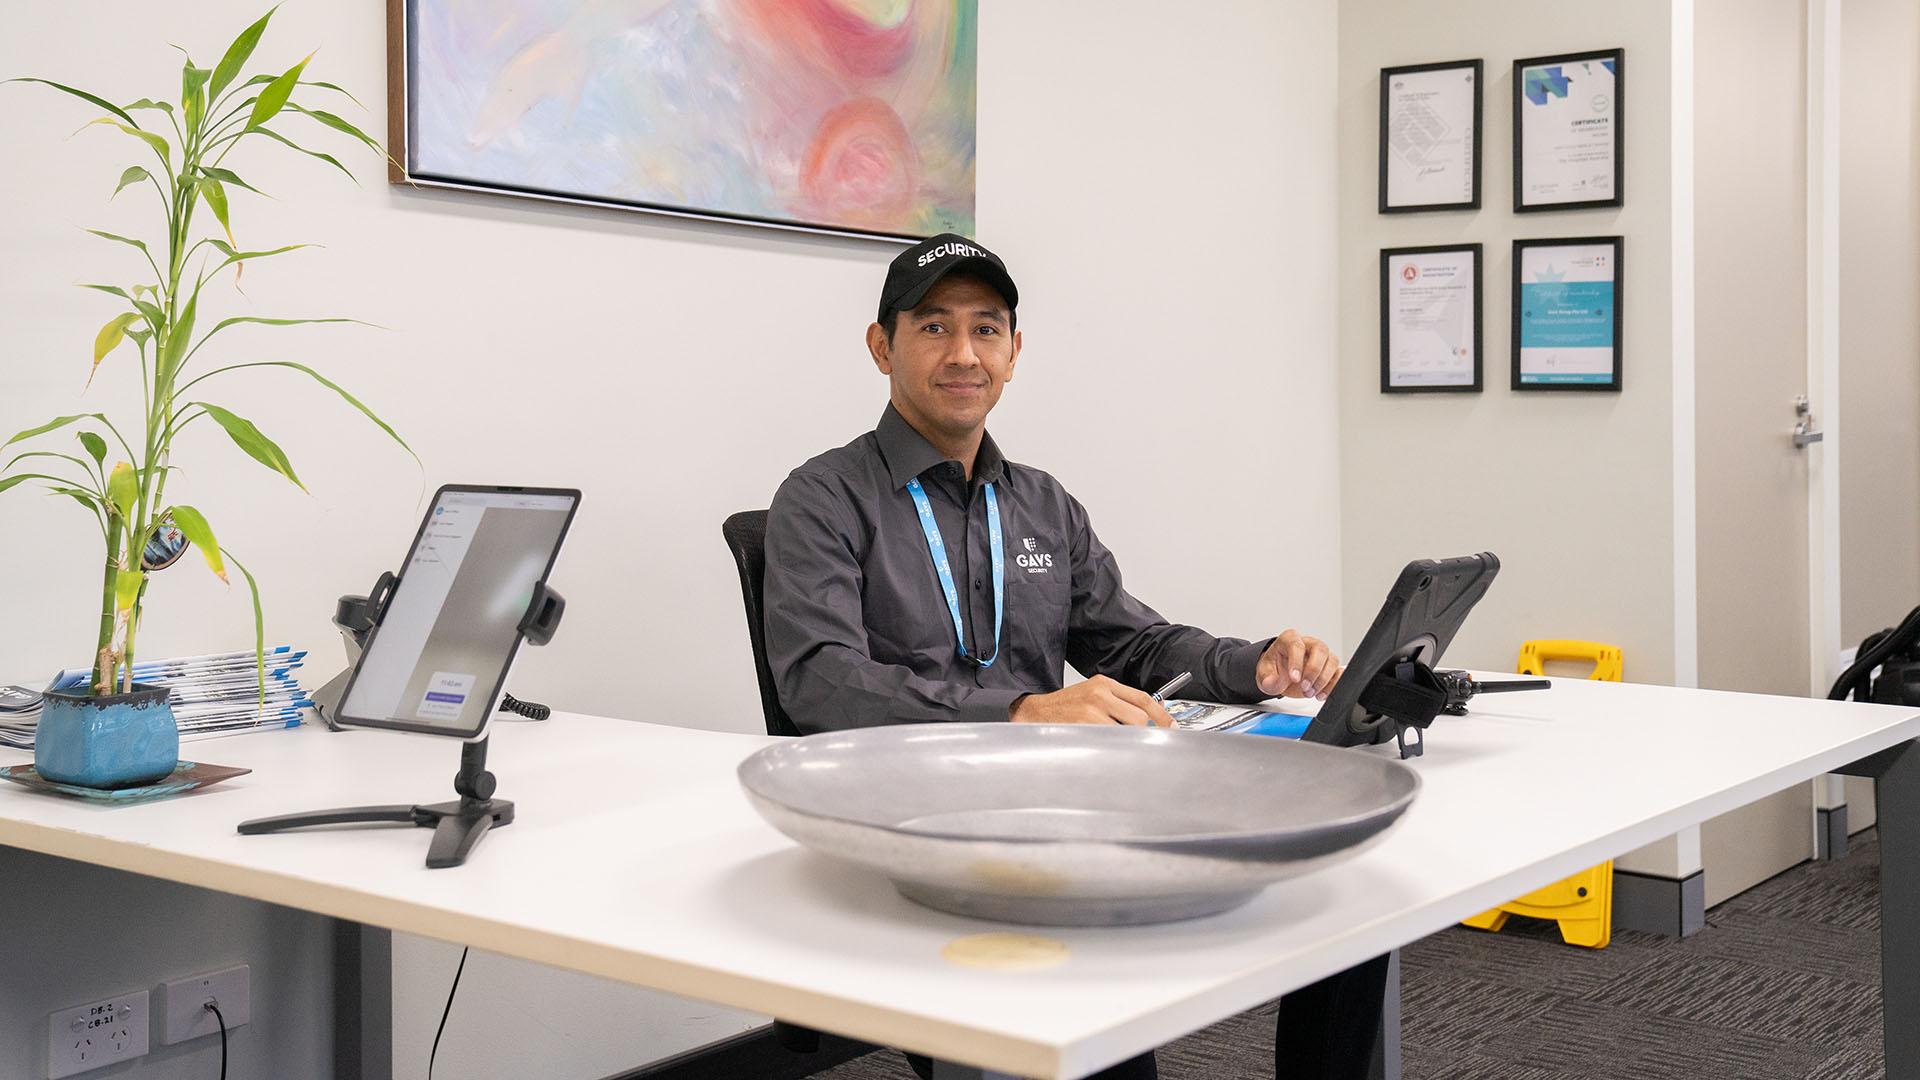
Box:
<box><xmin>1355</xmin><ymin>662</ymin><xmax>1550</xmax><ymax>759</ymax></box>
<box><xmin>237</xmin><ymin>581</ymin><xmax>566</xmax><ymax>869</ymax></box>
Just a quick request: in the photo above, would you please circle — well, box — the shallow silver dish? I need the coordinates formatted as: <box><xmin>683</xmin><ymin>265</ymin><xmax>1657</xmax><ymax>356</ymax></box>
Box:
<box><xmin>737</xmin><ymin>723</ymin><xmax>1420</xmax><ymax>926</ymax></box>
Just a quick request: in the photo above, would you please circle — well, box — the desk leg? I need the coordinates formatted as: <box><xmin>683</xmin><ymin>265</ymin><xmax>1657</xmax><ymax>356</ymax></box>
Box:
<box><xmin>1840</xmin><ymin>738</ymin><xmax>1920</xmax><ymax>1078</ymax></box>
<box><xmin>1369</xmin><ymin>949</ymin><xmax>1401</xmax><ymax>1080</ymax></box>
<box><xmin>337</xmin><ymin>921</ymin><xmax>393</xmax><ymax>1080</ymax></box>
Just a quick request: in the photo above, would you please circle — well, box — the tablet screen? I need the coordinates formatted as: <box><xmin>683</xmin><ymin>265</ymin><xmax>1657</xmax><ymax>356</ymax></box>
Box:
<box><xmin>338</xmin><ymin>486</ymin><xmax>579</xmax><ymax>737</ymax></box>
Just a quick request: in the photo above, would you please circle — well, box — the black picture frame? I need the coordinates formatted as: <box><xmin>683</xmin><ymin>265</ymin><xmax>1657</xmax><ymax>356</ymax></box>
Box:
<box><xmin>1380</xmin><ymin>243</ymin><xmax>1484</xmax><ymax>393</ymax></box>
<box><xmin>1510</xmin><ymin>236</ymin><xmax>1624</xmax><ymax>392</ymax></box>
<box><xmin>1512</xmin><ymin>48</ymin><xmax>1624</xmax><ymax>213</ymax></box>
<box><xmin>1378</xmin><ymin>59</ymin><xmax>1483</xmax><ymax>213</ymax></box>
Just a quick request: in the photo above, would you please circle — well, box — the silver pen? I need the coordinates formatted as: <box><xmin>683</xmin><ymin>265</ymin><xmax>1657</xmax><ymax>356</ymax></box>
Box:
<box><xmin>1150</xmin><ymin>671</ymin><xmax>1192</xmax><ymax>703</ymax></box>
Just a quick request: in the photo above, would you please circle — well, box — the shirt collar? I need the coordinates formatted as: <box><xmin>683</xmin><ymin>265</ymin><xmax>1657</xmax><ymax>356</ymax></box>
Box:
<box><xmin>875</xmin><ymin>403</ymin><xmax>1008</xmax><ymax>491</ymax></box>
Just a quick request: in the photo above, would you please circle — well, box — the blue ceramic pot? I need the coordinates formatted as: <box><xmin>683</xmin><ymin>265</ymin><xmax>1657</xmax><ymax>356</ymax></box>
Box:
<box><xmin>35</xmin><ymin>682</ymin><xmax>180</xmax><ymax>789</ymax></box>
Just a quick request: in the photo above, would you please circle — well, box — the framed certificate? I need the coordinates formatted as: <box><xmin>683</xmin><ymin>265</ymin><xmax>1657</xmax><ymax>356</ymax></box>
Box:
<box><xmin>1379</xmin><ymin>60</ymin><xmax>1482</xmax><ymax>213</ymax></box>
<box><xmin>1513</xmin><ymin>48</ymin><xmax>1624</xmax><ymax>212</ymax></box>
<box><xmin>1381</xmin><ymin>244</ymin><xmax>1483</xmax><ymax>393</ymax></box>
<box><xmin>1511</xmin><ymin>236</ymin><xmax>1623</xmax><ymax>391</ymax></box>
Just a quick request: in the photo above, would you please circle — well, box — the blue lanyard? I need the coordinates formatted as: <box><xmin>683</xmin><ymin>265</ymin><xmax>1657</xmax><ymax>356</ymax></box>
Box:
<box><xmin>905</xmin><ymin>477</ymin><xmax>1002</xmax><ymax>668</ymax></box>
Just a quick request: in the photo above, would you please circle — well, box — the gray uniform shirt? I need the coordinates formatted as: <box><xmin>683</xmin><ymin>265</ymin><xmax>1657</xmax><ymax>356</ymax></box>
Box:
<box><xmin>764</xmin><ymin>405</ymin><xmax>1272</xmax><ymax>734</ymax></box>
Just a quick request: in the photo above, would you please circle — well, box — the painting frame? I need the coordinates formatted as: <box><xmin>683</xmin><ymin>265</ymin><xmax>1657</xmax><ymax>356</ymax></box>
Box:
<box><xmin>384</xmin><ymin>0</ymin><xmax>977</xmax><ymax>243</ymax></box>
<box><xmin>1512</xmin><ymin>47</ymin><xmax>1625</xmax><ymax>213</ymax></box>
<box><xmin>1510</xmin><ymin>236</ymin><xmax>1624</xmax><ymax>392</ymax></box>
<box><xmin>1378</xmin><ymin>59</ymin><xmax>1483</xmax><ymax>214</ymax></box>
<box><xmin>1380</xmin><ymin>243</ymin><xmax>1483</xmax><ymax>394</ymax></box>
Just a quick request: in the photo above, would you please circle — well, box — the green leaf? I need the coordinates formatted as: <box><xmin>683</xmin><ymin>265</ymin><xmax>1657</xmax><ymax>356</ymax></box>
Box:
<box><xmin>206</xmin><ymin>239</ymin><xmax>309</xmax><ymax>274</ymax></box>
<box><xmin>183</xmin><ymin>64</ymin><xmax>210</xmax><ymax>133</ymax></box>
<box><xmin>212</xmin><ymin>9</ymin><xmax>276</xmax><ymax>101</ymax></box>
<box><xmin>131</xmin><ymin>299</ymin><xmax>165</xmax><ymax>328</ymax></box>
<box><xmin>3</xmin><ymin>450</ymin><xmax>95</xmax><ymax>477</ymax></box>
<box><xmin>168</xmin><ymin>504</ymin><xmax>227</xmax><ymax>583</ymax></box>
<box><xmin>77</xmin><ymin>432</ymin><xmax>107</xmax><ymax>466</ymax></box>
<box><xmin>224</xmin><ymin>550</ymin><xmax>267</xmax><ymax>703</ymax></box>
<box><xmin>87</xmin><ymin>229</ymin><xmax>152</xmax><ymax>257</ymax></box>
<box><xmin>94</xmin><ymin>312</ymin><xmax>139</xmax><ymax>364</ymax></box>
<box><xmin>288</xmin><ymin>103</ymin><xmax>382</xmax><ymax>152</ymax></box>
<box><xmin>238</xmin><ymin>73</ymin><xmax>362</xmax><ymax>109</ymax></box>
<box><xmin>5</xmin><ymin>414</ymin><xmax>92</xmax><ymax>449</ymax></box>
<box><xmin>248</xmin><ymin>52</ymin><xmax>311</xmax><ymax>129</ymax></box>
<box><xmin>107</xmin><ymin>462</ymin><xmax>138</xmax><ymax>521</ymax></box>
<box><xmin>0</xmin><ymin>475</ymin><xmax>35</xmax><ymax>495</ymax></box>
<box><xmin>197</xmin><ymin>176</ymin><xmax>233</xmax><ymax>244</ymax></box>
<box><xmin>2</xmin><ymin>78</ymin><xmax>136</xmax><ymax>124</ymax></box>
<box><xmin>79</xmin><ymin>119</ymin><xmax>171</xmax><ymax>169</ymax></box>
<box><xmin>78</xmin><ymin>283</ymin><xmax>132</xmax><ymax>300</ymax></box>
<box><xmin>193</xmin><ymin>315</ymin><xmax>366</xmax><ymax>359</ymax></box>
<box><xmin>0</xmin><ymin>471</ymin><xmax>89</xmax><ymax>492</ymax></box>
<box><xmin>111</xmin><ymin>166</ymin><xmax>152</xmax><ymax>200</ymax></box>
<box><xmin>248</xmin><ymin>125</ymin><xmax>355</xmax><ymax>182</ymax></box>
<box><xmin>207</xmin><ymin>361</ymin><xmax>416</xmax><ymax>463</ymax></box>
<box><xmin>157</xmin><ymin>292</ymin><xmax>198</xmax><ymax>383</ymax></box>
<box><xmin>115</xmin><ymin>568</ymin><xmax>145</xmax><ymax>611</ymax></box>
<box><xmin>48</xmin><ymin>486</ymin><xmax>106</xmax><ymax>516</ymax></box>
<box><xmin>123</xmin><ymin>98</ymin><xmax>175</xmax><ymax>115</ymax></box>
<box><xmin>194</xmin><ymin>403</ymin><xmax>305</xmax><ymax>491</ymax></box>
<box><xmin>198</xmin><ymin>165</ymin><xmax>266</xmax><ymax>197</ymax></box>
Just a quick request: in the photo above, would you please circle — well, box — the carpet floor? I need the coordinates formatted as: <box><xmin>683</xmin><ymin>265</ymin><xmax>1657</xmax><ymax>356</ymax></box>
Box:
<box><xmin>811</xmin><ymin>829</ymin><xmax>1885</xmax><ymax>1079</ymax></box>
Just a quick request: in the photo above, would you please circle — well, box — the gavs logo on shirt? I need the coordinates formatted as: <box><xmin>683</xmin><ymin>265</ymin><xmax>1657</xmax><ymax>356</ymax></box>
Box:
<box><xmin>1016</xmin><ymin>537</ymin><xmax>1053</xmax><ymax>572</ymax></box>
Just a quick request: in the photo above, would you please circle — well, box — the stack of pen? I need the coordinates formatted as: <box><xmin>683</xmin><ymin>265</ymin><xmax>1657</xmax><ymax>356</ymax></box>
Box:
<box><xmin>7</xmin><ymin>648</ymin><xmax>313</xmax><ymax>748</ymax></box>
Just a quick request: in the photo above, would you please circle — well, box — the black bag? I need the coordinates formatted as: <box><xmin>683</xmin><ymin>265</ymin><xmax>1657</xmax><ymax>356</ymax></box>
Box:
<box><xmin>1829</xmin><ymin>603</ymin><xmax>1920</xmax><ymax>706</ymax></box>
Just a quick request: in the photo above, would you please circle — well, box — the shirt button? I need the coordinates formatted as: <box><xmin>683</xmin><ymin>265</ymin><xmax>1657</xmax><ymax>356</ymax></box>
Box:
<box><xmin>973</xmin><ymin>579</ymin><xmax>982</xmax><ymax>590</ymax></box>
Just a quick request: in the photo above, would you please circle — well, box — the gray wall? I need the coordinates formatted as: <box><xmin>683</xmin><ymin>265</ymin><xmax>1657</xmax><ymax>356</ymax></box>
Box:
<box><xmin>0</xmin><ymin>847</ymin><xmax>336</xmax><ymax>1080</ymax></box>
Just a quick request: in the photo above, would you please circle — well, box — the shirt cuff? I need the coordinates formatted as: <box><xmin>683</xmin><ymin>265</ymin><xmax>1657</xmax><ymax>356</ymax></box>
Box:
<box><xmin>1222</xmin><ymin>637</ymin><xmax>1276</xmax><ymax>701</ymax></box>
<box><xmin>958</xmin><ymin>688</ymin><xmax>1027</xmax><ymax>724</ymax></box>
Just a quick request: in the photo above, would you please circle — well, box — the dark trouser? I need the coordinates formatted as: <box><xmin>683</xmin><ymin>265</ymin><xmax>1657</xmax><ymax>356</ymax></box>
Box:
<box><xmin>904</xmin><ymin>953</ymin><xmax>1389</xmax><ymax>1080</ymax></box>
<box><xmin>1275</xmin><ymin>953</ymin><xmax>1392</xmax><ymax>1080</ymax></box>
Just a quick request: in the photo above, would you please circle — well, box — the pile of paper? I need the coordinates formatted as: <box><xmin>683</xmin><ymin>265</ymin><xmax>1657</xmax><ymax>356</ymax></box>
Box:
<box><xmin>0</xmin><ymin>648</ymin><xmax>312</xmax><ymax>750</ymax></box>
<box><xmin>0</xmin><ymin>685</ymin><xmax>43</xmax><ymax>749</ymax></box>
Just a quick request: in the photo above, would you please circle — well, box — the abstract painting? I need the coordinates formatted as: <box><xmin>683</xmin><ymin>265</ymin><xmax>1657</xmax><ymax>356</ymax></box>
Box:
<box><xmin>394</xmin><ymin>0</ymin><xmax>977</xmax><ymax>240</ymax></box>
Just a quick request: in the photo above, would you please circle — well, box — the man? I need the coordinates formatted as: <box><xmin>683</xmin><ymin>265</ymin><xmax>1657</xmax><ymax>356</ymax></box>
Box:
<box><xmin>763</xmin><ymin>234</ymin><xmax>1387</xmax><ymax>1080</ymax></box>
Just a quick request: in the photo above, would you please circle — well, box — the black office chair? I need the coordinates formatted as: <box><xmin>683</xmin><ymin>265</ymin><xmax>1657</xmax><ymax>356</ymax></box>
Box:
<box><xmin>721</xmin><ymin>509</ymin><xmax>804</xmax><ymax>739</ymax></box>
<box><xmin>721</xmin><ymin>509</ymin><xmax>829</xmax><ymax>1057</ymax></box>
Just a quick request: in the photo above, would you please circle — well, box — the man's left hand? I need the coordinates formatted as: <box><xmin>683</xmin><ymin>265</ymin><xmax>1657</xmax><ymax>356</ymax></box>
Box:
<box><xmin>1256</xmin><ymin>630</ymin><xmax>1341</xmax><ymax>700</ymax></box>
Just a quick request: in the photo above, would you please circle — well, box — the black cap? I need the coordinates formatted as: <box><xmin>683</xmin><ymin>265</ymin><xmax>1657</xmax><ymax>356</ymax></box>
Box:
<box><xmin>877</xmin><ymin>233</ymin><xmax>1019</xmax><ymax>325</ymax></box>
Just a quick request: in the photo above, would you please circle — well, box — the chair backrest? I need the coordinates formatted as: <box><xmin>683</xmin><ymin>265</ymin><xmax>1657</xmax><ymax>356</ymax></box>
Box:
<box><xmin>721</xmin><ymin>510</ymin><xmax>804</xmax><ymax>738</ymax></box>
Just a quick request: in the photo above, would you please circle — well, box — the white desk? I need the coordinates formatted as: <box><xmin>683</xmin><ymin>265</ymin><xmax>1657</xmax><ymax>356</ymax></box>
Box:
<box><xmin>1</xmin><ymin>679</ymin><xmax>1916</xmax><ymax>1079</ymax></box>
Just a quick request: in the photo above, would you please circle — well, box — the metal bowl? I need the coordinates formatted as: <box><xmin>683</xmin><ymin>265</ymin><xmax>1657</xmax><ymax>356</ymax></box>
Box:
<box><xmin>737</xmin><ymin>723</ymin><xmax>1420</xmax><ymax>926</ymax></box>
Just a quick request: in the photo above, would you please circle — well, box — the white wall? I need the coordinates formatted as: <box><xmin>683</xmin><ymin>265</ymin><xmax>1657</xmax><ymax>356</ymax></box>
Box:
<box><xmin>1335</xmin><ymin>1</ymin><xmax>1680</xmax><ymax>685</ymax></box>
<box><xmin>1839</xmin><ymin>0</ymin><xmax>1920</xmax><ymax>648</ymax></box>
<box><xmin>1</xmin><ymin>3</ymin><xmax>1343</xmax><ymax>1077</ymax></box>
<box><xmin>1</xmin><ymin>1</ymin><xmax>1343</xmax><ymax>735</ymax></box>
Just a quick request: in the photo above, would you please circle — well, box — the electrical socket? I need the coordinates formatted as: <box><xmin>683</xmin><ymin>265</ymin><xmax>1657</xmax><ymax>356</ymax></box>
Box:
<box><xmin>157</xmin><ymin>964</ymin><xmax>250</xmax><ymax>1046</ymax></box>
<box><xmin>47</xmin><ymin>989</ymin><xmax>150</xmax><ymax>1078</ymax></box>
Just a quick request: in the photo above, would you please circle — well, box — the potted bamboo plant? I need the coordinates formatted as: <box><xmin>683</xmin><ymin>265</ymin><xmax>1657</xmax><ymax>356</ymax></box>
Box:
<box><xmin>2</xmin><ymin>9</ymin><xmax>411</xmax><ymax>787</ymax></box>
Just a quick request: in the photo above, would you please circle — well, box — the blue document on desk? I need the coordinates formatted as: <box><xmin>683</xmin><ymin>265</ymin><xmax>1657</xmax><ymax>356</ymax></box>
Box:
<box><xmin>1164</xmin><ymin>699</ymin><xmax>1312</xmax><ymax>738</ymax></box>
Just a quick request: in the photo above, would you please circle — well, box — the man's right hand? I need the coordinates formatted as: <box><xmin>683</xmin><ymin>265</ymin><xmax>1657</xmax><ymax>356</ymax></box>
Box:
<box><xmin>1009</xmin><ymin>675</ymin><xmax>1177</xmax><ymax>727</ymax></box>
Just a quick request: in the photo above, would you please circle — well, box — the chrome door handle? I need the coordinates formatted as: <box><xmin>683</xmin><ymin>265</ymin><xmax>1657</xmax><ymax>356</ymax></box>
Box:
<box><xmin>1792</xmin><ymin>395</ymin><xmax>1823</xmax><ymax>449</ymax></box>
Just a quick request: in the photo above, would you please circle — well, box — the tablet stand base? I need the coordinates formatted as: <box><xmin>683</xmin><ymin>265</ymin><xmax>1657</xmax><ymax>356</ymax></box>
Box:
<box><xmin>1357</xmin><ymin>663</ymin><xmax>1551</xmax><ymax>759</ymax></box>
<box><xmin>238</xmin><ymin>731</ymin><xmax>514</xmax><ymax>869</ymax></box>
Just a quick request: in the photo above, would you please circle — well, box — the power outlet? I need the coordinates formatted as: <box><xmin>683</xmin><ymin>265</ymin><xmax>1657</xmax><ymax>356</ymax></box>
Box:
<box><xmin>157</xmin><ymin>964</ymin><xmax>250</xmax><ymax>1045</ymax></box>
<box><xmin>48</xmin><ymin>989</ymin><xmax>150</xmax><ymax>1078</ymax></box>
